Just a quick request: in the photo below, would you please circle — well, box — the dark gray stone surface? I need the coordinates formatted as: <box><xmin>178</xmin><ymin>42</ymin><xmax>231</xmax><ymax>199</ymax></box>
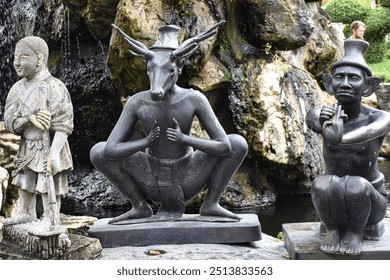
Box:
<box><xmin>282</xmin><ymin>218</ymin><xmax>390</xmax><ymax>260</ymax></box>
<box><xmin>89</xmin><ymin>214</ymin><xmax>261</xmax><ymax>248</ymax></box>
<box><xmin>98</xmin><ymin>234</ymin><xmax>288</xmax><ymax>260</ymax></box>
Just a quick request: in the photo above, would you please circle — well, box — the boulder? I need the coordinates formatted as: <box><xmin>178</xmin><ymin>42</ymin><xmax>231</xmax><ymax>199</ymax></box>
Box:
<box><xmin>236</xmin><ymin>0</ymin><xmax>313</xmax><ymax>50</ymax></box>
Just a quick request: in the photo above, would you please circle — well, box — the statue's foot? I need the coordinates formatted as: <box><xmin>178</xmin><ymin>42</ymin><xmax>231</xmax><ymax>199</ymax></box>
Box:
<box><xmin>28</xmin><ymin>218</ymin><xmax>67</xmax><ymax>235</ymax></box>
<box><xmin>339</xmin><ymin>231</ymin><xmax>362</xmax><ymax>255</ymax></box>
<box><xmin>200</xmin><ymin>203</ymin><xmax>241</xmax><ymax>221</ymax></box>
<box><xmin>39</xmin><ymin>213</ymin><xmax>65</xmax><ymax>231</ymax></box>
<box><xmin>3</xmin><ymin>213</ymin><xmax>36</xmax><ymax>225</ymax></box>
<box><xmin>108</xmin><ymin>205</ymin><xmax>153</xmax><ymax>224</ymax></box>
<box><xmin>60</xmin><ymin>233</ymin><xmax>72</xmax><ymax>248</ymax></box>
<box><xmin>320</xmin><ymin>229</ymin><xmax>341</xmax><ymax>254</ymax></box>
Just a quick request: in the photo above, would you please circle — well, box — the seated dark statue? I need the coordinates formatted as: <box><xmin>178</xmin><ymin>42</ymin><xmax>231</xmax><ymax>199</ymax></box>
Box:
<box><xmin>306</xmin><ymin>39</ymin><xmax>389</xmax><ymax>255</ymax></box>
<box><xmin>90</xmin><ymin>21</ymin><xmax>248</xmax><ymax>224</ymax></box>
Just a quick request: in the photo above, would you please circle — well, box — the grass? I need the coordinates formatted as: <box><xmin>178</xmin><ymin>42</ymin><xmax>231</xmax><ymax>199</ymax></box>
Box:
<box><xmin>368</xmin><ymin>56</ymin><xmax>390</xmax><ymax>82</ymax></box>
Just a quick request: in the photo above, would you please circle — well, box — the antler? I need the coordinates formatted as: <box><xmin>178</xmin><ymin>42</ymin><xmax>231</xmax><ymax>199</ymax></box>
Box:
<box><xmin>111</xmin><ymin>24</ymin><xmax>153</xmax><ymax>58</ymax></box>
<box><xmin>172</xmin><ymin>20</ymin><xmax>225</xmax><ymax>58</ymax></box>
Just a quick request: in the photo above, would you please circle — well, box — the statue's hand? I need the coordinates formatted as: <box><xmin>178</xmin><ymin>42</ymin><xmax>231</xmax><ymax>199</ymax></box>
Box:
<box><xmin>322</xmin><ymin>105</ymin><xmax>347</xmax><ymax>144</ymax></box>
<box><xmin>146</xmin><ymin>121</ymin><xmax>160</xmax><ymax>143</ymax></box>
<box><xmin>36</xmin><ymin>110</ymin><xmax>51</xmax><ymax>131</ymax></box>
<box><xmin>28</xmin><ymin>114</ymin><xmax>45</xmax><ymax>131</ymax></box>
<box><xmin>46</xmin><ymin>152</ymin><xmax>63</xmax><ymax>176</ymax></box>
<box><xmin>319</xmin><ymin>105</ymin><xmax>336</xmax><ymax>127</ymax></box>
<box><xmin>167</xmin><ymin>118</ymin><xmax>183</xmax><ymax>143</ymax></box>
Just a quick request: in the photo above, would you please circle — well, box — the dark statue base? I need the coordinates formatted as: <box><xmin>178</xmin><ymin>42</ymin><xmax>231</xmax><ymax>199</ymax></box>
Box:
<box><xmin>89</xmin><ymin>214</ymin><xmax>261</xmax><ymax>248</ymax></box>
<box><xmin>282</xmin><ymin>219</ymin><xmax>390</xmax><ymax>260</ymax></box>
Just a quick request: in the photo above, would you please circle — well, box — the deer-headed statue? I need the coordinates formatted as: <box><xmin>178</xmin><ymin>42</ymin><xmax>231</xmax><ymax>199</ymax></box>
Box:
<box><xmin>111</xmin><ymin>21</ymin><xmax>223</xmax><ymax>101</ymax></box>
<box><xmin>90</xmin><ymin>21</ymin><xmax>248</xmax><ymax>224</ymax></box>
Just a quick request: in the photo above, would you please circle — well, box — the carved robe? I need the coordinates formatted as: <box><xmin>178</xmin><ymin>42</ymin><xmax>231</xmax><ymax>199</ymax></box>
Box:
<box><xmin>4</xmin><ymin>70</ymin><xmax>73</xmax><ymax>195</ymax></box>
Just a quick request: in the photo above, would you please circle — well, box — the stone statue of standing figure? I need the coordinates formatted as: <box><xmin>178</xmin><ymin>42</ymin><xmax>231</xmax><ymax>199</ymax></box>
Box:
<box><xmin>90</xmin><ymin>21</ymin><xmax>248</xmax><ymax>224</ymax></box>
<box><xmin>0</xmin><ymin>166</ymin><xmax>9</xmax><ymax>212</ymax></box>
<box><xmin>3</xmin><ymin>36</ymin><xmax>74</xmax><ymax>235</ymax></box>
<box><xmin>306</xmin><ymin>39</ymin><xmax>389</xmax><ymax>255</ymax></box>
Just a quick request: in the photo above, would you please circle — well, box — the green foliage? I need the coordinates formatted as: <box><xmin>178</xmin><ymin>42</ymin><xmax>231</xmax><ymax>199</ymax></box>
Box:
<box><xmin>379</xmin><ymin>0</ymin><xmax>390</xmax><ymax>8</ymax></box>
<box><xmin>368</xmin><ymin>57</ymin><xmax>390</xmax><ymax>82</ymax></box>
<box><xmin>365</xmin><ymin>40</ymin><xmax>387</xmax><ymax>64</ymax></box>
<box><xmin>325</xmin><ymin>0</ymin><xmax>369</xmax><ymax>23</ymax></box>
<box><xmin>273</xmin><ymin>54</ymin><xmax>291</xmax><ymax>74</ymax></box>
<box><xmin>173</xmin><ymin>0</ymin><xmax>192</xmax><ymax>16</ymax></box>
<box><xmin>222</xmin><ymin>72</ymin><xmax>232</xmax><ymax>82</ymax></box>
<box><xmin>264</xmin><ymin>42</ymin><xmax>272</xmax><ymax>55</ymax></box>
<box><xmin>326</xmin><ymin>0</ymin><xmax>390</xmax><ymax>65</ymax></box>
<box><xmin>356</xmin><ymin>0</ymin><xmax>372</xmax><ymax>8</ymax></box>
<box><xmin>174</xmin><ymin>0</ymin><xmax>190</xmax><ymax>5</ymax></box>
<box><xmin>364</xmin><ymin>7</ymin><xmax>390</xmax><ymax>40</ymax></box>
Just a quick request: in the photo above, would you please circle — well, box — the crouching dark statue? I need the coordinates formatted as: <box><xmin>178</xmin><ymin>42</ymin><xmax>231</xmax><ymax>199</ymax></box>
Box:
<box><xmin>306</xmin><ymin>39</ymin><xmax>389</xmax><ymax>255</ymax></box>
<box><xmin>90</xmin><ymin>21</ymin><xmax>248</xmax><ymax>224</ymax></box>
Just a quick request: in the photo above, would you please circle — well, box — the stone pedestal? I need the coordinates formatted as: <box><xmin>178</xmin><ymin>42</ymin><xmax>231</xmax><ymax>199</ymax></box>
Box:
<box><xmin>0</xmin><ymin>233</ymin><xmax>102</xmax><ymax>260</ymax></box>
<box><xmin>89</xmin><ymin>213</ymin><xmax>261</xmax><ymax>248</ymax></box>
<box><xmin>282</xmin><ymin>219</ymin><xmax>390</xmax><ymax>260</ymax></box>
<box><xmin>2</xmin><ymin>224</ymin><xmax>70</xmax><ymax>259</ymax></box>
<box><xmin>0</xmin><ymin>214</ymin><xmax>102</xmax><ymax>260</ymax></box>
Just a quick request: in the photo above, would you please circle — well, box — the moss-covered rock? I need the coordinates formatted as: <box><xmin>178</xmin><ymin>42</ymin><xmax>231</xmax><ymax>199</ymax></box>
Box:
<box><xmin>62</xmin><ymin>0</ymin><xmax>120</xmax><ymax>40</ymax></box>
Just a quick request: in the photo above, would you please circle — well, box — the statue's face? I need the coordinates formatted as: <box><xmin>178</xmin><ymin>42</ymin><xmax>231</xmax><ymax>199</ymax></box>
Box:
<box><xmin>332</xmin><ymin>65</ymin><xmax>366</xmax><ymax>104</ymax></box>
<box><xmin>146</xmin><ymin>50</ymin><xmax>179</xmax><ymax>101</ymax></box>
<box><xmin>13</xmin><ymin>43</ymin><xmax>39</xmax><ymax>80</ymax></box>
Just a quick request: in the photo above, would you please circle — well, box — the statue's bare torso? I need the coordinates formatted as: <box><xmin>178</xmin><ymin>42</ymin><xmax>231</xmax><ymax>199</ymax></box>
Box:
<box><xmin>323</xmin><ymin>106</ymin><xmax>386</xmax><ymax>183</ymax></box>
<box><xmin>133</xmin><ymin>88</ymin><xmax>197</xmax><ymax>159</ymax></box>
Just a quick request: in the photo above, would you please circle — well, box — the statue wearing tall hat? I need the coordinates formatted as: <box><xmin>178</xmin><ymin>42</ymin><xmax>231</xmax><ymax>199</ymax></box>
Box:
<box><xmin>90</xmin><ymin>22</ymin><xmax>248</xmax><ymax>224</ymax></box>
<box><xmin>306</xmin><ymin>39</ymin><xmax>390</xmax><ymax>255</ymax></box>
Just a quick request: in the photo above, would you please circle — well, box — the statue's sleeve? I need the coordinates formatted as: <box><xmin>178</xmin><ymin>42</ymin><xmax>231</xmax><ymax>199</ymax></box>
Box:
<box><xmin>47</xmin><ymin>79</ymin><xmax>74</xmax><ymax>135</ymax></box>
<box><xmin>4</xmin><ymin>85</ymin><xmax>29</xmax><ymax>134</ymax></box>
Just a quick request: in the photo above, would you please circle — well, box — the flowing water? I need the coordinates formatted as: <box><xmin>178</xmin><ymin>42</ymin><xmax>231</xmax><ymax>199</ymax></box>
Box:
<box><xmin>0</xmin><ymin>0</ymin><xmax>18</xmax><ymax>119</ymax></box>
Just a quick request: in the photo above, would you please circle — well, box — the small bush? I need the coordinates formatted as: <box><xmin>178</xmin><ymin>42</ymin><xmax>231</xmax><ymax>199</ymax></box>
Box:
<box><xmin>379</xmin><ymin>0</ymin><xmax>390</xmax><ymax>8</ymax></box>
<box><xmin>364</xmin><ymin>7</ymin><xmax>390</xmax><ymax>41</ymax></box>
<box><xmin>366</xmin><ymin>40</ymin><xmax>387</xmax><ymax>64</ymax></box>
<box><xmin>325</xmin><ymin>0</ymin><xmax>369</xmax><ymax>23</ymax></box>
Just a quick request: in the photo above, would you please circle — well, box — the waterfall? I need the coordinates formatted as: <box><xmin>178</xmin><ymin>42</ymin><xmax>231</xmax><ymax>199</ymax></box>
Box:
<box><xmin>62</xmin><ymin>6</ymin><xmax>71</xmax><ymax>70</ymax></box>
<box><xmin>0</xmin><ymin>0</ymin><xmax>66</xmax><ymax>120</ymax></box>
<box><xmin>0</xmin><ymin>0</ymin><xmax>18</xmax><ymax>120</ymax></box>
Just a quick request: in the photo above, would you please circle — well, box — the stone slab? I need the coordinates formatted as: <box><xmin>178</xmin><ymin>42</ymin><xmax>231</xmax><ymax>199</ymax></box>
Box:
<box><xmin>89</xmin><ymin>214</ymin><xmax>261</xmax><ymax>248</ymax></box>
<box><xmin>0</xmin><ymin>233</ymin><xmax>102</xmax><ymax>260</ymax></box>
<box><xmin>98</xmin><ymin>234</ymin><xmax>288</xmax><ymax>260</ymax></box>
<box><xmin>282</xmin><ymin>219</ymin><xmax>390</xmax><ymax>260</ymax></box>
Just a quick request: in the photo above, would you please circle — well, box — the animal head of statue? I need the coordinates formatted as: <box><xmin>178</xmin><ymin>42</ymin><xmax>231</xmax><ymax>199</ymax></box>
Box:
<box><xmin>112</xmin><ymin>21</ymin><xmax>225</xmax><ymax>101</ymax></box>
